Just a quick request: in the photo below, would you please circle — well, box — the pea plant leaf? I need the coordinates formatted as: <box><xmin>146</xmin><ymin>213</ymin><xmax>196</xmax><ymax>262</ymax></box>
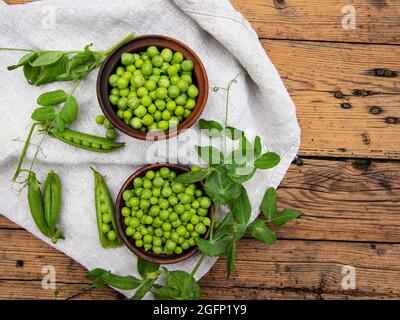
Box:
<box><xmin>23</xmin><ymin>63</ymin><xmax>40</xmax><ymax>85</ymax></box>
<box><xmin>254</xmin><ymin>136</ymin><xmax>262</xmax><ymax>158</ymax></box>
<box><xmin>7</xmin><ymin>52</ymin><xmax>38</xmax><ymax>70</ymax></box>
<box><xmin>86</xmin><ymin>268</ymin><xmax>141</xmax><ymax>290</ymax></box>
<box><xmin>154</xmin><ymin>270</ymin><xmax>200</xmax><ymax>300</ymax></box>
<box><xmin>54</xmin><ymin>113</ymin><xmax>65</xmax><ymax>133</ymax></box>
<box><xmin>199</xmin><ymin>119</ymin><xmax>223</xmax><ymax>137</ymax></box>
<box><xmin>254</xmin><ymin>152</ymin><xmax>281</xmax><ymax>170</ymax></box>
<box><xmin>174</xmin><ymin>169</ymin><xmax>209</xmax><ymax>185</ymax></box>
<box><xmin>261</xmin><ymin>187</ymin><xmax>277</xmax><ymax>219</ymax></box>
<box><xmin>37</xmin><ymin>89</ymin><xmax>67</xmax><ymax>107</ymax></box>
<box><xmin>197</xmin><ymin>236</ymin><xmax>231</xmax><ymax>256</ymax></box>
<box><xmin>239</xmin><ymin>135</ymin><xmax>253</xmax><ymax>158</ymax></box>
<box><xmin>59</xmin><ymin>95</ymin><xmax>78</xmax><ymax>124</ymax></box>
<box><xmin>137</xmin><ymin>258</ymin><xmax>160</xmax><ymax>279</ymax></box>
<box><xmin>204</xmin><ymin>166</ymin><xmax>241</xmax><ymax>204</ymax></box>
<box><xmin>30</xmin><ymin>51</ymin><xmax>64</xmax><ymax>67</ymax></box>
<box><xmin>196</xmin><ymin>145</ymin><xmax>224</xmax><ymax>166</ymax></box>
<box><xmin>226</xmin><ymin>238</ymin><xmax>237</xmax><ymax>278</ymax></box>
<box><xmin>130</xmin><ymin>279</ymin><xmax>155</xmax><ymax>300</ymax></box>
<box><xmin>224</xmin><ymin>126</ymin><xmax>244</xmax><ymax>140</ymax></box>
<box><xmin>31</xmin><ymin>106</ymin><xmax>57</xmax><ymax>122</ymax></box>
<box><xmin>230</xmin><ymin>185</ymin><xmax>251</xmax><ymax>225</ymax></box>
<box><xmin>248</xmin><ymin>220</ymin><xmax>277</xmax><ymax>245</ymax></box>
<box><xmin>34</xmin><ymin>56</ymin><xmax>68</xmax><ymax>86</ymax></box>
<box><xmin>271</xmin><ymin>208</ymin><xmax>300</xmax><ymax>226</ymax></box>
<box><xmin>213</xmin><ymin>211</ymin><xmax>234</xmax><ymax>240</ymax></box>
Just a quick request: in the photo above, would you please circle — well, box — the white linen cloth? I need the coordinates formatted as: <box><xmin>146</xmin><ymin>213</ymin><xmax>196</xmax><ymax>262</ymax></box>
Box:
<box><xmin>0</xmin><ymin>0</ymin><xmax>300</xmax><ymax>298</ymax></box>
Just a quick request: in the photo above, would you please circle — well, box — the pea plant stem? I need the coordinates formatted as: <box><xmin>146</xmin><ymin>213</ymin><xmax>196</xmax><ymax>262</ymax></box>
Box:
<box><xmin>0</xmin><ymin>48</ymin><xmax>34</xmax><ymax>52</ymax></box>
<box><xmin>12</xmin><ymin>122</ymin><xmax>39</xmax><ymax>182</ymax></box>
<box><xmin>104</xmin><ymin>33</ymin><xmax>135</xmax><ymax>55</ymax></box>
<box><xmin>190</xmin><ymin>254</ymin><xmax>206</xmax><ymax>277</ymax></box>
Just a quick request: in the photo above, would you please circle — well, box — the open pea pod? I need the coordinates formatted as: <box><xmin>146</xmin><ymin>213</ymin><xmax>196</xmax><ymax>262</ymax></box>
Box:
<box><xmin>91</xmin><ymin>167</ymin><xmax>122</xmax><ymax>249</ymax></box>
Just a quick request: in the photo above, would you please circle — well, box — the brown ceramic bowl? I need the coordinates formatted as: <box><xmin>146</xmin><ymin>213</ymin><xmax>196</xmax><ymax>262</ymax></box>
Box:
<box><xmin>115</xmin><ymin>163</ymin><xmax>214</xmax><ymax>264</ymax></box>
<box><xmin>97</xmin><ymin>35</ymin><xmax>209</xmax><ymax>141</ymax></box>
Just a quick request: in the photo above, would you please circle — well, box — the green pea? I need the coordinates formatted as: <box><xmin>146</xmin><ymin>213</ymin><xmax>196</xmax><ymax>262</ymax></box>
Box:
<box><xmin>159</xmin><ymin>209</ymin><xmax>169</xmax><ymax>220</ymax></box>
<box><xmin>159</xmin><ymin>167</ymin><xmax>170</xmax><ymax>178</ymax></box>
<box><xmin>161</xmin><ymin>110</ymin><xmax>171</xmax><ymax>121</ymax></box>
<box><xmin>122</xmin><ymin>207</ymin><xmax>131</xmax><ymax>218</ymax></box>
<box><xmin>162</xmin><ymin>222</ymin><xmax>172</xmax><ymax>231</ymax></box>
<box><xmin>109</xmin><ymin>74</ymin><xmax>118</xmax><ymax>86</ymax></box>
<box><xmin>181</xmin><ymin>59</ymin><xmax>194</xmax><ymax>71</ymax></box>
<box><xmin>162</xmin><ymin>186</ymin><xmax>173</xmax><ymax>197</ymax></box>
<box><xmin>127</xmin><ymin>65</ymin><xmax>136</xmax><ymax>72</ymax></box>
<box><xmin>154</xmin><ymin>228</ymin><xmax>163</xmax><ymax>237</ymax></box>
<box><xmin>152</xmin><ymin>55</ymin><xmax>163</xmax><ymax>67</ymax></box>
<box><xmin>168</xmin><ymin>85</ymin><xmax>180</xmax><ymax>98</ymax></box>
<box><xmin>173</xmin><ymin>52</ymin><xmax>184</xmax><ymax>64</ymax></box>
<box><xmin>135</xmin><ymin>58</ymin><xmax>144</xmax><ymax>68</ymax></box>
<box><xmin>159</xmin><ymin>199</ymin><xmax>169</xmax><ymax>210</ymax></box>
<box><xmin>168</xmin><ymin>195</ymin><xmax>178</xmax><ymax>206</ymax></box>
<box><xmin>134</xmin><ymin>105</ymin><xmax>147</xmax><ymax>118</ymax></box>
<box><xmin>190</xmin><ymin>215</ymin><xmax>200</xmax><ymax>225</ymax></box>
<box><xmin>116</xmin><ymin>66</ymin><xmax>125</xmax><ymax>76</ymax></box>
<box><xmin>109</xmin><ymin>95</ymin><xmax>119</xmax><ymax>105</ymax></box>
<box><xmin>169</xmin><ymin>117</ymin><xmax>179</xmax><ymax>129</ymax></box>
<box><xmin>142</xmin><ymin>114</ymin><xmax>154</xmax><ymax>126</ymax></box>
<box><xmin>152</xmin><ymin>188</ymin><xmax>161</xmax><ymax>197</ymax></box>
<box><xmin>133</xmin><ymin>177</ymin><xmax>143</xmax><ymax>188</ymax></box>
<box><xmin>116</xmin><ymin>78</ymin><xmax>129</xmax><ymax>89</ymax></box>
<box><xmin>150</xmin><ymin>196</ymin><xmax>158</xmax><ymax>205</ymax></box>
<box><xmin>166</xmin><ymin>239</ymin><xmax>176</xmax><ymax>251</ymax></box>
<box><xmin>188</xmin><ymin>84</ymin><xmax>199</xmax><ymax>98</ymax></box>
<box><xmin>158</xmin><ymin>120</ymin><xmax>169</xmax><ymax>132</ymax></box>
<box><xmin>153</xmin><ymin>217</ymin><xmax>163</xmax><ymax>228</ymax></box>
<box><xmin>153</xmin><ymin>177</ymin><xmax>165</xmax><ymax>188</ymax></box>
<box><xmin>197</xmin><ymin>208</ymin><xmax>208</xmax><ymax>216</ymax></box>
<box><xmin>161</xmin><ymin>48</ymin><xmax>173</xmax><ymax>62</ymax></box>
<box><xmin>96</xmin><ymin>115</ymin><xmax>105</xmax><ymax>125</ymax></box>
<box><xmin>91</xmin><ymin>143</ymin><xmax>101</xmax><ymax>149</ymax></box>
<box><xmin>135</xmin><ymin>239</ymin><xmax>144</xmax><ymax>247</ymax></box>
<box><xmin>107</xmin><ymin>230</ymin><xmax>117</xmax><ymax>241</ymax></box>
<box><xmin>129</xmin><ymin>217</ymin><xmax>140</xmax><ymax>228</ymax></box>
<box><xmin>156</xmin><ymin>87</ymin><xmax>168</xmax><ymax>99</ymax></box>
<box><xmin>101</xmin><ymin>223</ymin><xmax>110</xmax><ymax>233</ymax></box>
<box><xmin>121</xmin><ymin>53</ymin><xmax>135</xmax><ymax>65</ymax></box>
<box><xmin>133</xmin><ymin>231</ymin><xmax>142</xmax><ymax>240</ymax></box>
<box><xmin>147</xmin><ymin>46</ymin><xmax>159</xmax><ymax>58</ymax></box>
<box><xmin>181</xmin><ymin>212</ymin><xmax>190</xmax><ymax>222</ymax></box>
<box><xmin>106</xmin><ymin>129</ymin><xmax>117</xmax><ymax>141</ymax></box>
<box><xmin>153</xmin><ymin>246</ymin><xmax>163</xmax><ymax>254</ymax></box>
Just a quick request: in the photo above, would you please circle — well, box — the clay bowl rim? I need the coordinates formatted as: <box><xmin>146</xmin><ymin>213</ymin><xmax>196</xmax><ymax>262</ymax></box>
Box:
<box><xmin>96</xmin><ymin>34</ymin><xmax>209</xmax><ymax>141</ymax></box>
<box><xmin>115</xmin><ymin>163</ymin><xmax>214</xmax><ymax>264</ymax></box>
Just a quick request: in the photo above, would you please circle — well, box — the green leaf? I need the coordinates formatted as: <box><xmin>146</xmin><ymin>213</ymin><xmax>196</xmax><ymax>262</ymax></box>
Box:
<box><xmin>86</xmin><ymin>268</ymin><xmax>141</xmax><ymax>290</ymax></box>
<box><xmin>37</xmin><ymin>89</ymin><xmax>67</xmax><ymax>106</ymax></box>
<box><xmin>271</xmin><ymin>208</ymin><xmax>300</xmax><ymax>226</ymax></box>
<box><xmin>197</xmin><ymin>236</ymin><xmax>231</xmax><ymax>256</ymax></box>
<box><xmin>261</xmin><ymin>187</ymin><xmax>277</xmax><ymax>219</ymax></box>
<box><xmin>230</xmin><ymin>185</ymin><xmax>251</xmax><ymax>225</ymax></box>
<box><xmin>224</xmin><ymin>126</ymin><xmax>244</xmax><ymax>140</ymax></box>
<box><xmin>226</xmin><ymin>238</ymin><xmax>237</xmax><ymax>278</ymax></box>
<box><xmin>254</xmin><ymin>136</ymin><xmax>262</xmax><ymax>158</ymax></box>
<box><xmin>54</xmin><ymin>113</ymin><xmax>65</xmax><ymax>133</ymax></box>
<box><xmin>235</xmin><ymin>223</ymin><xmax>247</xmax><ymax>241</ymax></box>
<box><xmin>23</xmin><ymin>63</ymin><xmax>40</xmax><ymax>85</ymax></box>
<box><xmin>31</xmin><ymin>106</ymin><xmax>57</xmax><ymax>122</ymax></box>
<box><xmin>204</xmin><ymin>167</ymin><xmax>241</xmax><ymax>204</ymax></box>
<box><xmin>59</xmin><ymin>95</ymin><xmax>78</xmax><ymax>124</ymax></box>
<box><xmin>30</xmin><ymin>51</ymin><xmax>64</xmax><ymax>67</ymax></box>
<box><xmin>254</xmin><ymin>152</ymin><xmax>280</xmax><ymax>170</ymax></box>
<box><xmin>248</xmin><ymin>219</ymin><xmax>277</xmax><ymax>244</ymax></box>
<box><xmin>7</xmin><ymin>52</ymin><xmax>37</xmax><ymax>70</ymax></box>
<box><xmin>174</xmin><ymin>169</ymin><xmax>209</xmax><ymax>185</ymax></box>
<box><xmin>196</xmin><ymin>145</ymin><xmax>224</xmax><ymax>166</ymax></box>
<box><xmin>227</xmin><ymin>163</ymin><xmax>256</xmax><ymax>184</ymax></box>
<box><xmin>66</xmin><ymin>52</ymin><xmax>94</xmax><ymax>74</ymax></box>
<box><xmin>34</xmin><ymin>56</ymin><xmax>68</xmax><ymax>86</ymax></box>
<box><xmin>137</xmin><ymin>258</ymin><xmax>160</xmax><ymax>279</ymax></box>
<box><xmin>102</xmin><ymin>272</ymin><xmax>142</xmax><ymax>290</ymax></box>
<box><xmin>130</xmin><ymin>279</ymin><xmax>154</xmax><ymax>300</ymax></box>
<box><xmin>86</xmin><ymin>268</ymin><xmax>107</xmax><ymax>281</ymax></box>
<box><xmin>199</xmin><ymin>119</ymin><xmax>223</xmax><ymax>137</ymax></box>
<box><xmin>214</xmin><ymin>211</ymin><xmax>234</xmax><ymax>240</ymax></box>
<box><xmin>156</xmin><ymin>270</ymin><xmax>200</xmax><ymax>300</ymax></box>
<box><xmin>239</xmin><ymin>136</ymin><xmax>252</xmax><ymax>158</ymax></box>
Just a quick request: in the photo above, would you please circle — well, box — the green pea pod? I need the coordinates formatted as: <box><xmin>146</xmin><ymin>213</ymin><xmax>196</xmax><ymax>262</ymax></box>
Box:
<box><xmin>49</xmin><ymin>128</ymin><xmax>124</xmax><ymax>152</ymax></box>
<box><xmin>43</xmin><ymin>171</ymin><xmax>63</xmax><ymax>242</ymax></box>
<box><xmin>91</xmin><ymin>167</ymin><xmax>122</xmax><ymax>249</ymax></box>
<box><xmin>37</xmin><ymin>89</ymin><xmax>68</xmax><ymax>107</ymax></box>
<box><xmin>27</xmin><ymin>172</ymin><xmax>48</xmax><ymax>237</ymax></box>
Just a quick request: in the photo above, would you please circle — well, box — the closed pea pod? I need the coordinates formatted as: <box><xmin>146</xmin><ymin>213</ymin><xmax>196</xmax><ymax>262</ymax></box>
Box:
<box><xmin>49</xmin><ymin>128</ymin><xmax>124</xmax><ymax>152</ymax></box>
<box><xmin>91</xmin><ymin>167</ymin><xmax>122</xmax><ymax>248</ymax></box>
<box><xmin>27</xmin><ymin>172</ymin><xmax>48</xmax><ymax>237</ymax></box>
<box><xmin>43</xmin><ymin>170</ymin><xmax>63</xmax><ymax>243</ymax></box>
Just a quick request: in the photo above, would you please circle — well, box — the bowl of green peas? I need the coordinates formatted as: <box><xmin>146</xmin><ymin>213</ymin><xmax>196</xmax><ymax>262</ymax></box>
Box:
<box><xmin>115</xmin><ymin>163</ymin><xmax>214</xmax><ymax>264</ymax></box>
<box><xmin>97</xmin><ymin>35</ymin><xmax>209</xmax><ymax>140</ymax></box>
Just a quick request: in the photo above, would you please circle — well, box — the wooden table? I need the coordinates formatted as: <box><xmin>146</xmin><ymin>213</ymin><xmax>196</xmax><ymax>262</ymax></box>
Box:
<box><xmin>2</xmin><ymin>0</ymin><xmax>399</xmax><ymax>300</ymax></box>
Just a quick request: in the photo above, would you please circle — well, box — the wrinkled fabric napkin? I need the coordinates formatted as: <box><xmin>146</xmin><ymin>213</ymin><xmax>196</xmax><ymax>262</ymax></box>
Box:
<box><xmin>0</xmin><ymin>0</ymin><xmax>300</xmax><ymax>298</ymax></box>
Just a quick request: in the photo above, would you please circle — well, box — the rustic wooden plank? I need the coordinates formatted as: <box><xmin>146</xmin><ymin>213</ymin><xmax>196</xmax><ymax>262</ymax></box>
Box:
<box><xmin>262</xmin><ymin>39</ymin><xmax>400</xmax><ymax>158</ymax></box>
<box><xmin>0</xmin><ymin>280</ymin><xmax>120</xmax><ymax>300</ymax></box>
<box><xmin>1</xmin><ymin>229</ymin><xmax>399</xmax><ymax>299</ymax></box>
<box><xmin>232</xmin><ymin>0</ymin><xmax>400</xmax><ymax>44</ymax></box>
<box><xmin>2</xmin><ymin>158</ymin><xmax>399</xmax><ymax>242</ymax></box>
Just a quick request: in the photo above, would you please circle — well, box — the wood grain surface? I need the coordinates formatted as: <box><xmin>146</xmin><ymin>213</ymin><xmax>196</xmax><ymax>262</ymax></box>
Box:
<box><xmin>1</xmin><ymin>0</ymin><xmax>400</xmax><ymax>300</ymax></box>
